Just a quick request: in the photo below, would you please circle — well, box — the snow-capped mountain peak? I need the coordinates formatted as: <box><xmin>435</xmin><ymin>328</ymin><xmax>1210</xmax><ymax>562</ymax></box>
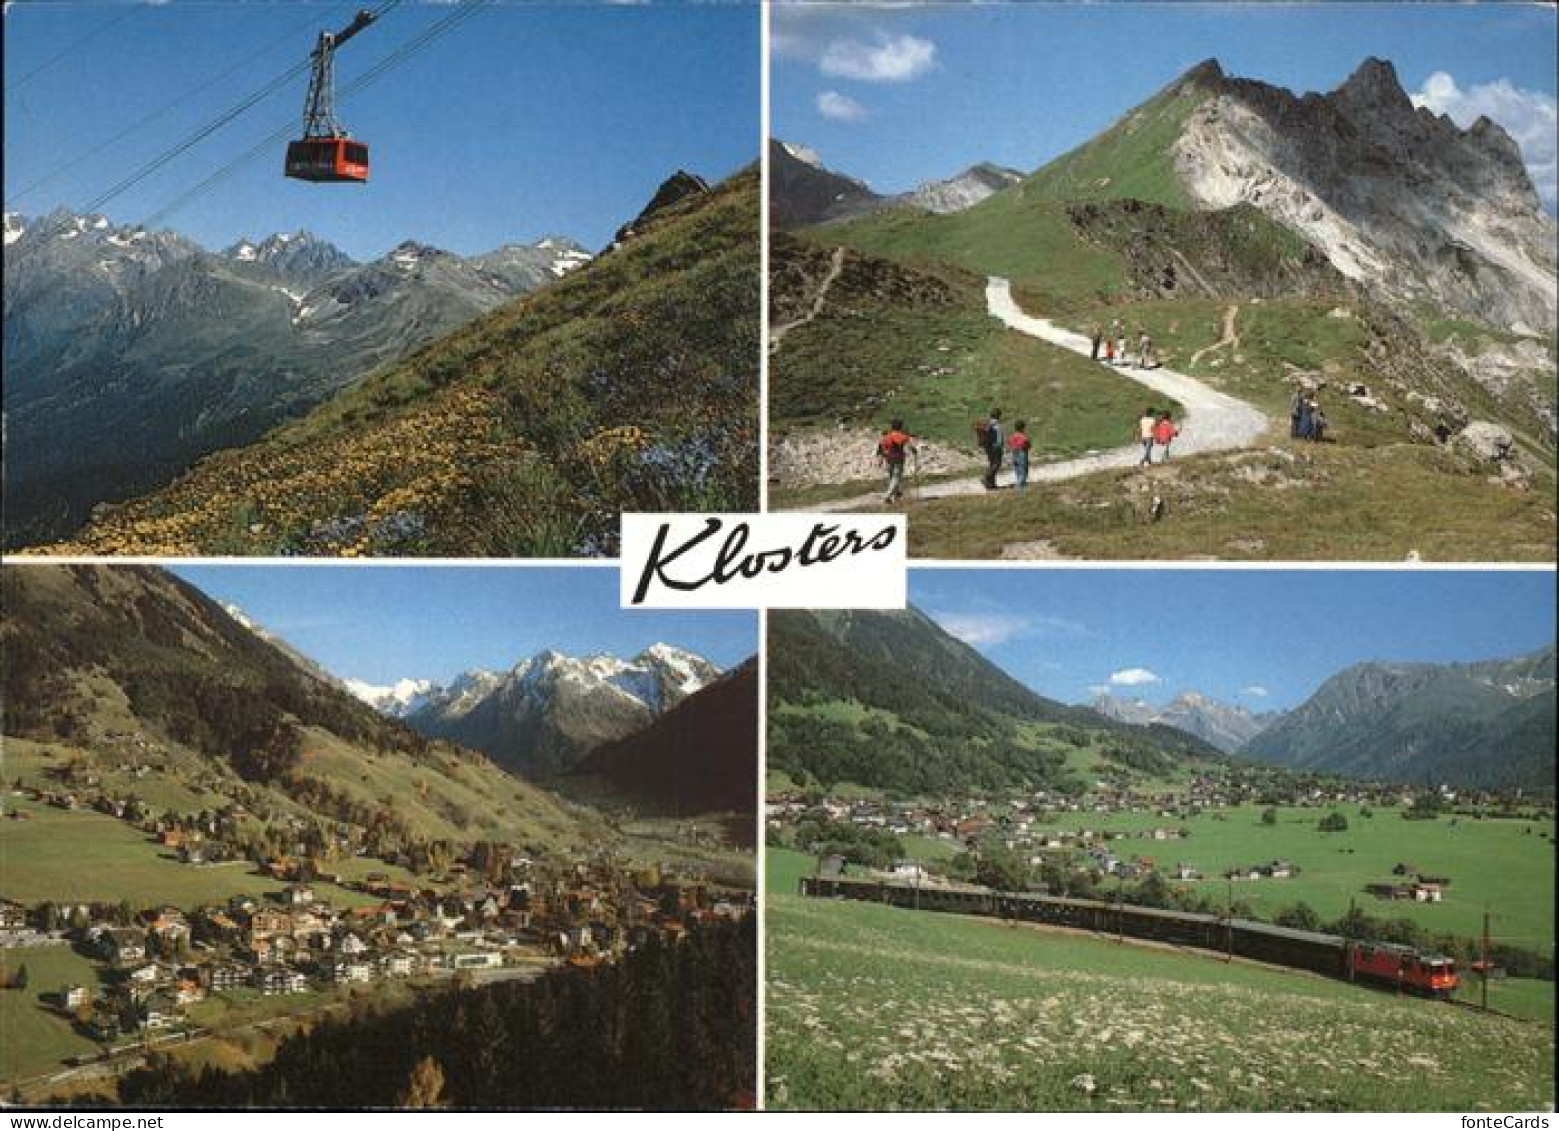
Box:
<box><xmin>342</xmin><ymin>676</ymin><xmax>438</xmax><ymax>718</ymax></box>
<box><xmin>5</xmin><ymin>212</ymin><xmax>27</xmax><ymax>246</ymax></box>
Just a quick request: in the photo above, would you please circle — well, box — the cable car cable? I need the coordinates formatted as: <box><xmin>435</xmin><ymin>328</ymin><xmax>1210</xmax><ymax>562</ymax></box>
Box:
<box><xmin>82</xmin><ymin>0</ymin><xmax>404</xmax><ymax>216</ymax></box>
<box><xmin>10</xmin><ymin>5</ymin><xmax>353</xmax><ymax>206</ymax></box>
<box><xmin>139</xmin><ymin>0</ymin><xmax>487</xmax><ymax>230</ymax></box>
<box><xmin>3</xmin><ymin>3</ymin><xmax>140</xmax><ymax>94</ymax></box>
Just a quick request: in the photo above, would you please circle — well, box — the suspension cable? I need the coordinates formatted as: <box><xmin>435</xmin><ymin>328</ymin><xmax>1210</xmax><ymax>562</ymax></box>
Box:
<box><xmin>138</xmin><ymin>0</ymin><xmax>488</xmax><ymax>232</ymax></box>
<box><xmin>4</xmin><ymin>3</ymin><xmax>141</xmax><ymax>94</ymax></box>
<box><xmin>83</xmin><ymin>0</ymin><xmax>403</xmax><ymax>217</ymax></box>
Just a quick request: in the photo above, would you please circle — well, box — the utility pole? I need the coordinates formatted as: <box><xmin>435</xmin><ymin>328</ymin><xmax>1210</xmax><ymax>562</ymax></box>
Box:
<box><xmin>1481</xmin><ymin>906</ymin><xmax>1491</xmax><ymax>1011</ymax></box>
<box><xmin>1225</xmin><ymin>878</ymin><xmax>1234</xmax><ymax>963</ymax></box>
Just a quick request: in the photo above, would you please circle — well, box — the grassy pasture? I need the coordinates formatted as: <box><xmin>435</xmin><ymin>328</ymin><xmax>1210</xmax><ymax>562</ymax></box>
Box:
<box><xmin>765</xmin><ymin>850</ymin><xmax>1554</xmax><ymax>1111</ymax></box>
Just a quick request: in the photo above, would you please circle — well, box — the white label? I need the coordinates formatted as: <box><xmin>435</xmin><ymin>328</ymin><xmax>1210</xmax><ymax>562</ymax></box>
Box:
<box><xmin>621</xmin><ymin>513</ymin><xmax>906</xmax><ymax>609</ymax></box>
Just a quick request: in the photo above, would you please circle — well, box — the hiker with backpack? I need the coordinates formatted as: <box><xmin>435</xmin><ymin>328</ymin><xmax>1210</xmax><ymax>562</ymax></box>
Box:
<box><xmin>1138</xmin><ymin>328</ymin><xmax>1154</xmax><ymax>368</ymax></box>
<box><xmin>1009</xmin><ymin>420</ymin><xmax>1032</xmax><ymax>487</ymax></box>
<box><xmin>1290</xmin><ymin>387</ymin><xmax>1306</xmax><ymax>438</ymax></box>
<box><xmin>978</xmin><ymin>408</ymin><xmax>1004</xmax><ymax>489</ymax></box>
<box><xmin>1154</xmin><ymin>411</ymin><xmax>1180</xmax><ymax>461</ymax></box>
<box><xmin>876</xmin><ymin>418</ymin><xmax>919</xmax><ymax>504</ymax></box>
<box><xmin>1137</xmin><ymin>407</ymin><xmax>1158</xmax><ymax>466</ymax></box>
<box><xmin>1090</xmin><ymin>325</ymin><xmax>1103</xmax><ymax>361</ymax></box>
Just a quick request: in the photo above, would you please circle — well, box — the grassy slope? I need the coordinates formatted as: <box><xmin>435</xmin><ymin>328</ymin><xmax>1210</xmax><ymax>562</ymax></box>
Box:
<box><xmin>892</xmin><ymin>440</ymin><xmax>1557</xmax><ymax>560</ymax></box>
<box><xmin>0</xmin><ymin>946</ymin><xmax>105</xmax><ymax>1082</ymax></box>
<box><xmin>1037</xmin><ymin>803</ymin><xmax>1555</xmax><ymax>948</ymax></box>
<box><xmin>770</xmin><ymin>240</ymin><xmax>1175</xmax><ymax>462</ymax></box>
<box><xmin>43</xmin><ymin>173</ymin><xmax>759</xmax><ymax>557</ymax></box>
<box><xmin>765</xmin><ymin>852</ymin><xmax>1553</xmax><ymax>1111</ymax></box>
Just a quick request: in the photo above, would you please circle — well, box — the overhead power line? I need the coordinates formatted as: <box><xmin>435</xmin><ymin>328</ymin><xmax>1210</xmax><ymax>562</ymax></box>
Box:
<box><xmin>4</xmin><ymin>3</ymin><xmax>140</xmax><ymax>94</ymax></box>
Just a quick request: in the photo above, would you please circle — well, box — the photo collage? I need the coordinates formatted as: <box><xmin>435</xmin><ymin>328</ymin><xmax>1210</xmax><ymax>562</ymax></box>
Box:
<box><xmin>1</xmin><ymin>0</ymin><xmax>1554</xmax><ymax>1115</ymax></box>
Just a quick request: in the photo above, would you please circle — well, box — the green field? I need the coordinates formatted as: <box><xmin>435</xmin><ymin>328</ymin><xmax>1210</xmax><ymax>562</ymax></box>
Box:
<box><xmin>1037</xmin><ymin>803</ymin><xmax>1555</xmax><ymax>948</ymax></box>
<box><xmin>0</xmin><ymin>798</ymin><xmax>393</xmax><ymax>909</ymax></box>
<box><xmin>0</xmin><ymin>945</ymin><xmax>105</xmax><ymax>1083</ymax></box>
<box><xmin>765</xmin><ymin>850</ymin><xmax>1554</xmax><ymax>1110</ymax></box>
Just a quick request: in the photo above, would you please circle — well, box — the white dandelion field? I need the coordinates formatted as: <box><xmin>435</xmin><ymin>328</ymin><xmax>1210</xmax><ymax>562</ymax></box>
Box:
<box><xmin>765</xmin><ymin>893</ymin><xmax>1555</xmax><ymax>1111</ymax></box>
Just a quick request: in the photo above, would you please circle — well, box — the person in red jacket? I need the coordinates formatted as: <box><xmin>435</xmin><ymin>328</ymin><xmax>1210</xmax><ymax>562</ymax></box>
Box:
<box><xmin>876</xmin><ymin>418</ymin><xmax>918</xmax><ymax>504</ymax></box>
<box><xmin>1153</xmin><ymin>411</ymin><xmax>1180</xmax><ymax>461</ymax></box>
<box><xmin>1008</xmin><ymin>420</ymin><xmax>1032</xmax><ymax>487</ymax></box>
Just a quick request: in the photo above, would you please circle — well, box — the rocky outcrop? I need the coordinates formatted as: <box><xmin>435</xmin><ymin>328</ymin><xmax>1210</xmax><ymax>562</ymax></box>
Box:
<box><xmin>1171</xmin><ymin>57</ymin><xmax>1557</xmax><ymax>332</ymax></box>
<box><xmin>896</xmin><ymin>163</ymin><xmax>1022</xmax><ymax>214</ymax></box>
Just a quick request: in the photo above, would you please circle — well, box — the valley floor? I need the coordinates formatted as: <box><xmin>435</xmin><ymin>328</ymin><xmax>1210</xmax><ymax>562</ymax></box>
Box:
<box><xmin>765</xmin><ymin>852</ymin><xmax>1555</xmax><ymax>1111</ymax></box>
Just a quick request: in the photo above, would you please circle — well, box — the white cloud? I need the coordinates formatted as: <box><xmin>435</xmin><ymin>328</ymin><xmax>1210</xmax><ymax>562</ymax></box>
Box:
<box><xmin>1241</xmin><ymin>685</ymin><xmax>1270</xmax><ymax>699</ymax></box>
<box><xmin>816</xmin><ymin>90</ymin><xmax>868</xmax><ymax>123</ymax></box>
<box><xmin>1411</xmin><ymin>71</ymin><xmax>1557</xmax><ymax>210</ymax></box>
<box><xmin>1087</xmin><ymin>684</ymin><xmax>1111</xmax><ymax>698</ymax></box>
<box><xmin>1109</xmin><ymin>667</ymin><xmax>1161</xmax><ymax>687</ymax></box>
<box><xmin>820</xmin><ymin>34</ymin><xmax>936</xmax><ymax>83</ymax></box>
<box><xmin>934</xmin><ymin>612</ymin><xmax>1027</xmax><ymax>648</ymax></box>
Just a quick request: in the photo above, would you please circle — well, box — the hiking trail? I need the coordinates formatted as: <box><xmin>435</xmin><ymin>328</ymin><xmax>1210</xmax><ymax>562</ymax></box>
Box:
<box><xmin>1189</xmin><ymin>303</ymin><xmax>1241</xmax><ymax>367</ymax></box>
<box><xmin>799</xmin><ymin>277</ymin><xmax>1268</xmax><ymax>513</ymax></box>
<box><xmin>770</xmin><ymin>246</ymin><xmax>846</xmax><ymax>353</ymax></box>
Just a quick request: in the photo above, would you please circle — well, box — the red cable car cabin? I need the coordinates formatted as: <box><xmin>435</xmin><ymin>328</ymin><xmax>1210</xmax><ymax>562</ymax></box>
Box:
<box><xmin>285</xmin><ymin>137</ymin><xmax>369</xmax><ymax>183</ymax></box>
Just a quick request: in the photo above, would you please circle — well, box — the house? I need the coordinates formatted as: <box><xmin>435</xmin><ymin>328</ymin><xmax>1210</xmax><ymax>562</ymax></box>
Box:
<box><xmin>381</xmin><ymin>952</ymin><xmax>415</xmax><ymax>978</ymax></box>
<box><xmin>209</xmin><ymin>964</ymin><xmax>249</xmax><ymax>991</ymax></box>
<box><xmin>1366</xmin><ymin>882</ymin><xmax>1413</xmax><ymax>900</ymax></box>
<box><xmin>1175</xmin><ymin>863</ymin><xmax>1201</xmax><ymax>881</ymax></box>
<box><xmin>125</xmin><ymin>962</ymin><xmax>162</xmax><ymax>987</ymax></box>
<box><xmin>257</xmin><ymin>967</ymin><xmax>307</xmax><ymax>995</ymax></box>
<box><xmin>101</xmin><ymin>927</ymin><xmax>147</xmax><ymax>965</ymax></box>
<box><xmin>328</xmin><ymin>958</ymin><xmax>373</xmax><ymax>984</ymax></box>
<box><xmin>451</xmin><ymin>950</ymin><xmax>503</xmax><ymax>970</ymax></box>
<box><xmin>1413</xmin><ymin>882</ymin><xmax>1446</xmax><ymax>903</ymax></box>
<box><xmin>337</xmin><ymin>932</ymin><xmax>368</xmax><ymax>956</ymax></box>
<box><xmin>283</xmin><ymin>885</ymin><xmax>316</xmax><ymax>907</ymax></box>
<box><xmin>174</xmin><ymin>979</ymin><xmax>206</xmax><ymax>1005</ymax></box>
<box><xmin>141</xmin><ymin>992</ymin><xmax>179</xmax><ymax>1030</ymax></box>
<box><xmin>891</xmin><ymin>861</ymin><xmax>928</xmax><ymax>881</ymax></box>
<box><xmin>0</xmin><ymin>902</ymin><xmax>27</xmax><ymax>930</ymax></box>
<box><xmin>61</xmin><ymin>985</ymin><xmax>91</xmax><ymax>1009</ymax></box>
<box><xmin>1267</xmin><ymin>861</ymin><xmax>1293</xmax><ymax>880</ymax></box>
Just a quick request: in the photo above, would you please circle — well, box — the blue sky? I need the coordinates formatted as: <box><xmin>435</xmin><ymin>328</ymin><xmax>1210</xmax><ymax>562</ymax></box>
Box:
<box><xmin>170</xmin><ymin>564</ymin><xmax>758</xmax><ymax>688</ymax></box>
<box><xmin>4</xmin><ymin>1</ymin><xmax>759</xmax><ymax>258</ymax></box>
<box><xmin>913</xmin><ymin>569</ymin><xmax>1557</xmax><ymax>711</ymax></box>
<box><xmin>773</xmin><ymin>2</ymin><xmax>1558</xmax><ymax>210</ymax></box>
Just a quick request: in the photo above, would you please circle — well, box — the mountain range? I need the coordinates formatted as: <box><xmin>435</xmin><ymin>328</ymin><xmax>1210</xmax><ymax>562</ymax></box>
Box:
<box><xmin>40</xmin><ymin>167</ymin><xmax>760</xmax><ymax>557</ymax></box>
<box><xmin>1091</xmin><ymin>690</ymin><xmax>1277</xmax><ymax>753</ymax></box>
<box><xmin>0</xmin><ymin>565</ymin><xmax>599</xmax><ymax>856</ymax></box>
<box><xmin>1242</xmin><ymin>645</ymin><xmax>1556</xmax><ymax>793</ymax></box>
<box><xmin>346</xmin><ymin>644</ymin><xmax>723</xmax><ymax>780</ymax></box>
<box><xmin>769</xmin><ymin>139</ymin><xmax>1021</xmax><ymax>227</ymax></box>
<box><xmin>768</xmin><ymin>606</ymin><xmax>1224</xmax><ymax>795</ymax></box>
<box><xmin>3</xmin><ymin>210</ymin><xmax>591</xmax><ymax>546</ymax></box>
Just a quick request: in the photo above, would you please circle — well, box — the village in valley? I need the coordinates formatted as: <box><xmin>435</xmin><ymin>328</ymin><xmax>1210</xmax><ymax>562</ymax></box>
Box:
<box><xmin>2</xmin><ymin>762</ymin><xmax>749</xmax><ymax>1076</ymax></box>
<box><xmin>767</xmin><ymin>763</ymin><xmax>1554</xmax><ymax>920</ymax></box>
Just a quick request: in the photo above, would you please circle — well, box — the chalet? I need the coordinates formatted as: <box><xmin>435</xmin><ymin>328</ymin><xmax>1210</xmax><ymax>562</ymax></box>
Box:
<box><xmin>328</xmin><ymin>959</ymin><xmax>373</xmax><ymax>984</ymax></box>
<box><xmin>891</xmin><ymin>861</ymin><xmax>929</xmax><ymax>881</ymax></box>
<box><xmin>1267</xmin><ymin>861</ymin><xmax>1293</xmax><ymax>880</ymax></box>
<box><xmin>61</xmin><ymin>985</ymin><xmax>91</xmax><ymax>1009</ymax></box>
<box><xmin>125</xmin><ymin>962</ymin><xmax>162</xmax><ymax>988</ymax></box>
<box><xmin>1413</xmin><ymin>882</ymin><xmax>1445</xmax><ymax>903</ymax></box>
<box><xmin>141</xmin><ymin>992</ymin><xmax>179</xmax><ymax>1030</ymax></box>
<box><xmin>147</xmin><ymin>911</ymin><xmax>190</xmax><ymax>944</ymax></box>
<box><xmin>209</xmin><ymin>964</ymin><xmax>249</xmax><ymax>991</ymax></box>
<box><xmin>257</xmin><ymin>967</ymin><xmax>307</xmax><ymax>995</ymax></box>
<box><xmin>102</xmin><ymin>928</ymin><xmax>147</xmax><ymax>965</ymax></box>
<box><xmin>1366</xmin><ymin>882</ymin><xmax>1413</xmax><ymax>900</ymax></box>
<box><xmin>283</xmin><ymin>885</ymin><xmax>316</xmax><ymax>907</ymax></box>
<box><xmin>0</xmin><ymin>902</ymin><xmax>27</xmax><ymax>930</ymax></box>
<box><xmin>337</xmin><ymin>932</ymin><xmax>368</xmax><ymax>956</ymax></box>
<box><xmin>1175</xmin><ymin>863</ymin><xmax>1202</xmax><ymax>881</ymax></box>
<box><xmin>174</xmin><ymin>979</ymin><xmax>206</xmax><ymax>1006</ymax></box>
<box><xmin>381</xmin><ymin>952</ymin><xmax>415</xmax><ymax>978</ymax></box>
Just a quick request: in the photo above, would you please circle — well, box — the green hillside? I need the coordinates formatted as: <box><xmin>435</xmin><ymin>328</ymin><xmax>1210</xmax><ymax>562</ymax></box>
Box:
<box><xmin>768</xmin><ymin>609</ymin><xmax>1222</xmax><ymax>795</ymax></box>
<box><xmin>1</xmin><ymin>565</ymin><xmax>600</xmax><ymax>861</ymax></box>
<box><xmin>43</xmin><ymin>171</ymin><xmax>759</xmax><ymax>558</ymax></box>
<box><xmin>765</xmin><ymin>851</ymin><xmax>1554</xmax><ymax>1111</ymax></box>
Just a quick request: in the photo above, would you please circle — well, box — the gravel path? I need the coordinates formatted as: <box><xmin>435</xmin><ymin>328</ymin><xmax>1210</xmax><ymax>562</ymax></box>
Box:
<box><xmin>799</xmin><ymin>278</ymin><xmax>1269</xmax><ymax>512</ymax></box>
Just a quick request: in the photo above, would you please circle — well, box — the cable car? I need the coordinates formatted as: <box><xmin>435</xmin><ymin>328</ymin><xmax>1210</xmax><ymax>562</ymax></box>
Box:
<box><xmin>285</xmin><ymin>10</ymin><xmax>376</xmax><ymax>184</ymax></box>
<box><xmin>285</xmin><ymin>137</ymin><xmax>370</xmax><ymax>183</ymax></box>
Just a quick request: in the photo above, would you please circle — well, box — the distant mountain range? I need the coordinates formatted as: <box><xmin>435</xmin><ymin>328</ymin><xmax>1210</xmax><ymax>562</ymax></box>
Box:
<box><xmin>346</xmin><ymin>644</ymin><xmax>723</xmax><ymax>779</ymax></box>
<box><xmin>768</xmin><ymin>607</ymin><xmax>1223</xmax><ymax>794</ymax></box>
<box><xmin>42</xmin><ymin>168</ymin><xmax>760</xmax><ymax>557</ymax></box>
<box><xmin>2</xmin><ymin>209</ymin><xmax>590</xmax><ymax>546</ymax></box>
<box><xmin>1242</xmin><ymin>645</ymin><xmax>1556</xmax><ymax>793</ymax></box>
<box><xmin>1091</xmin><ymin>691</ymin><xmax>1278</xmax><ymax>753</ymax></box>
<box><xmin>769</xmin><ymin>139</ymin><xmax>1020</xmax><ymax>227</ymax></box>
<box><xmin>572</xmin><ymin>658</ymin><xmax>758</xmax><ymax>821</ymax></box>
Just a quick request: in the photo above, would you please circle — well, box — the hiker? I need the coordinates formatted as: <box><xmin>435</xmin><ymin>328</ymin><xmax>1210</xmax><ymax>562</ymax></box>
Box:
<box><xmin>979</xmin><ymin>408</ymin><xmax>1004</xmax><ymax>489</ymax></box>
<box><xmin>1310</xmin><ymin>400</ymin><xmax>1328</xmax><ymax>443</ymax></box>
<box><xmin>1103</xmin><ymin>335</ymin><xmax>1116</xmax><ymax>364</ymax></box>
<box><xmin>1154</xmin><ymin>411</ymin><xmax>1180</xmax><ymax>461</ymax></box>
<box><xmin>1138</xmin><ymin>329</ymin><xmax>1153</xmax><ymax>368</ymax></box>
<box><xmin>1137</xmin><ymin>407</ymin><xmax>1158</xmax><ymax>466</ymax></box>
<box><xmin>1090</xmin><ymin>325</ymin><xmax>1103</xmax><ymax>361</ymax></box>
<box><xmin>1297</xmin><ymin>394</ymin><xmax>1315</xmax><ymax>440</ymax></box>
<box><xmin>876</xmin><ymin>418</ymin><xmax>918</xmax><ymax>504</ymax></box>
<box><xmin>1116</xmin><ymin>330</ymin><xmax>1129</xmax><ymax>366</ymax></box>
<box><xmin>1290</xmin><ymin>388</ymin><xmax>1305</xmax><ymax>438</ymax></box>
<box><xmin>1009</xmin><ymin>419</ymin><xmax>1032</xmax><ymax>487</ymax></box>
